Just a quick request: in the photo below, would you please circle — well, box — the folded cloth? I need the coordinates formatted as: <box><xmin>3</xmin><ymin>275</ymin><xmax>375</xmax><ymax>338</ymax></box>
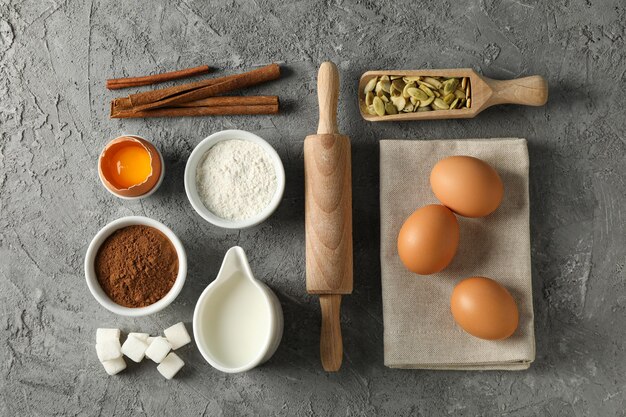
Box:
<box><xmin>380</xmin><ymin>138</ymin><xmax>535</xmax><ymax>370</ymax></box>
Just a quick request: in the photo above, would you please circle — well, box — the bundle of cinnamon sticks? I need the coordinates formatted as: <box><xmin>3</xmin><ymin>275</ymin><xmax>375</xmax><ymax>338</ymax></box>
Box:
<box><xmin>109</xmin><ymin>64</ymin><xmax>280</xmax><ymax>118</ymax></box>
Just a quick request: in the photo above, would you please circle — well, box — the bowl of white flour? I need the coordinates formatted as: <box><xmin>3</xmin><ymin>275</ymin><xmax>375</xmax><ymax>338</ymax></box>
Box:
<box><xmin>185</xmin><ymin>130</ymin><xmax>285</xmax><ymax>229</ymax></box>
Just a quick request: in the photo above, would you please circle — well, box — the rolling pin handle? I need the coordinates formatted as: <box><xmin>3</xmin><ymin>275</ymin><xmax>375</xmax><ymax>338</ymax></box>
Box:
<box><xmin>320</xmin><ymin>294</ymin><xmax>343</xmax><ymax>372</ymax></box>
<box><xmin>317</xmin><ymin>61</ymin><xmax>340</xmax><ymax>135</ymax></box>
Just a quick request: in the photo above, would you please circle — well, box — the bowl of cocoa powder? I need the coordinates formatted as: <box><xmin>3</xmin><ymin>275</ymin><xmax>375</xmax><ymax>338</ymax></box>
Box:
<box><xmin>84</xmin><ymin>216</ymin><xmax>187</xmax><ymax>316</ymax></box>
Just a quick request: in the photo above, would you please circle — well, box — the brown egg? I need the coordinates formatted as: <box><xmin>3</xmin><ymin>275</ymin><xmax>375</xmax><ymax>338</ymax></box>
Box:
<box><xmin>430</xmin><ymin>156</ymin><xmax>504</xmax><ymax>218</ymax></box>
<box><xmin>98</xmin><ymin>136</ymin><xmax>163</xmax><ymax>198</ymax></box>
<box><xmin>397</xmin><ymin>204</ymin><xmax>459</xmax><ymax>275</ymax></box>
<box><xmin>450</xmin><ymin>276</ymin><xmax>519</xmax><ymax>340</ymax></box>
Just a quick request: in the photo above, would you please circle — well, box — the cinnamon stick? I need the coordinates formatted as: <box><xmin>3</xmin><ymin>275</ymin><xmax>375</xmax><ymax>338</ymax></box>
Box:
<box><xmin>128</xmin><ymin>74</ymin><xmax>240</xmax><ymax>107</ymax></box>
<box><xmin>110</xmin><ymin>104</ymin><xmax>279</xmax><ymax>119</ymax></box>
<box><xmin>174</xmin><ymin>96</ymin><xmax>278</xmax><ymax>108</ymax></box>
<box><xmin>106</xmin><ymin>65</ymin><xmax>211</xmax><ymax>90</ymax></box>
<box><xmin>111</xmin><ymin>96</ymin><xmax>278</xmax><ymax>115</ymax></box>
<box><xmin>132</xmin><ymin>63</ymin><xmax>281</xmax><ymax>111</ymax></box>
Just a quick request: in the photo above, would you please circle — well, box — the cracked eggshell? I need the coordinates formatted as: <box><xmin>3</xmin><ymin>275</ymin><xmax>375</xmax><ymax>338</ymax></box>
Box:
<box><xmin>98</xmin><ymin>135</ymin><xmax>163</xmax><ymax>199</ymax></box>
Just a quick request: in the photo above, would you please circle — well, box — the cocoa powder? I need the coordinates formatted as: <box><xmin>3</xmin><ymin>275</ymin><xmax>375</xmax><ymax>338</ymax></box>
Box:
<box><xmin>95</xmin><ymin>225</ymin><xmax>178</xmax><ymax>308</ymax></box>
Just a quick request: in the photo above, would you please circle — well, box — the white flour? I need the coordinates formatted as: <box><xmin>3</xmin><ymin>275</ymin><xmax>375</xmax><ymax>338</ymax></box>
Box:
<box><xmin>196</xmin><ymin>139</ymin><xmax>277</xmax><ymax>220</ymax></box>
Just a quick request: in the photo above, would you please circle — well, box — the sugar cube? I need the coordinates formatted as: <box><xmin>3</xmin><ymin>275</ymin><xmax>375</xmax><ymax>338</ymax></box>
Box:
<box><xmin>121</xmin><ymin>335</ymin><xmax>148</xmax><ymax>363</ymax></box>
<box><xmin>101</xmin><ymin>357</ymin><xmax>126</xmax><ymax>376</ymax></box>
<box><xmin>96</xmin><ymin>339</ymin><xmax>122</xmax><ymax>362</ymax></box>
<box><xmin>145</xmin><ymin>337</ymin><xmax>171</xmax><ymax>363</ymax></box>
<box><xmin>157</xmin><ymin>352</ymin><xmax>184</xmax><ymax>380</ymax></box>
<box><xmin>96</xmin><ymin>328</ymin><xmax>120</xmax><ymax>344</ymax></box>
<box><xmin>147</xmin><ymin>336</ymin><xmax>156</xmax><ymax>345</ymax></box>
<box><xmin>163</xmin><ymin>322</ymin><xmax>191</xmax><ymax>350</ymax></box>
<box><xmin>127</xmin><ymin>332</ymin><xmax>150</xmax><ymax>342</ymax></box>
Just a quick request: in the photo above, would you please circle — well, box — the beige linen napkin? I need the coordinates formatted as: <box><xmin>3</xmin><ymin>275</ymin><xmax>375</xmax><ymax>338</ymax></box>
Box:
<box><xmin>380</xmin><ymin>138</ymin><xmax>535</xmax><ymax>370</ymax></box>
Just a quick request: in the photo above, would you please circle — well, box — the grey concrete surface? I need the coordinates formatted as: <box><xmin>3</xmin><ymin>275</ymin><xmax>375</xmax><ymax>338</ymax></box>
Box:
<box><xmin>1</xmin><ymin>0</ymin><xmax>625</xmax><ymax>415</ymax></box>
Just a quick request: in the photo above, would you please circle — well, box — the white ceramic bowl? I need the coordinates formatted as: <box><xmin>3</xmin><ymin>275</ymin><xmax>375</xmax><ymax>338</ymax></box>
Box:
<box><xmin>98</xmin><ymin>135</ymin><xmax>165</xmax><ymax>201</ymax></box>
<box><xmin>84</xmin><ymin>216</ymin><xmax>187</xmax><ymax>316</ymax></box>
<box><xmin>184</xmin><ymin>130</ymin><xmax>285</xmax><ymax>229</ymax></box>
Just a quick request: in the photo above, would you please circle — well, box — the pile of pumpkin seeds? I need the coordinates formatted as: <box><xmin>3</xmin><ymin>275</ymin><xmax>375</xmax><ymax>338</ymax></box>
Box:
<box><xmin>363</xmin><ymin>75</ymin><xmax>471</xmax><ymax>116</ymax></box>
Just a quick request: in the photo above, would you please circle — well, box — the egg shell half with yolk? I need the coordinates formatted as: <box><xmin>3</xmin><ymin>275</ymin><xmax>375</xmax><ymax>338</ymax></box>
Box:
<box><xmin>98</xmin><ymin>136</ymin><xmax>162</xmax><ymax>198</ymax></box>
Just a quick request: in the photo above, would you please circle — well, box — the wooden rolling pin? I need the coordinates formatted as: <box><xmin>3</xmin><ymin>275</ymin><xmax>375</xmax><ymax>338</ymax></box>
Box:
<box><xmin>304</xmin><ymin>61</ymin><xmax>353</xmax><ymax>372</ymax></box>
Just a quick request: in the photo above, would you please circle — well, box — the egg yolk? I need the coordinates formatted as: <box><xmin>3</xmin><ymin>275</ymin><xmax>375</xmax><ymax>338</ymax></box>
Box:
<box><xmin>106</xmin><ymin>144</ymin><xmax>152</xmax><ymax>189</ymax></box>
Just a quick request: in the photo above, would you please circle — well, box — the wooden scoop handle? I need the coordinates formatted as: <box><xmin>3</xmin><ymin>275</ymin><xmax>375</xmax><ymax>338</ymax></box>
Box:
<box><xmin>317</xmin><ymin>62</ymin><xmax>340</xmax><ymax>135</ymax></box>
<box><xmin>484</xmin><ymin>75</ymin><xmax>548</xmax><ymax>107</ymax></box>
<box><xmin>320</xmin><ymin>294</ymin><xmax>343</xmax><ymax>371</ymax></box>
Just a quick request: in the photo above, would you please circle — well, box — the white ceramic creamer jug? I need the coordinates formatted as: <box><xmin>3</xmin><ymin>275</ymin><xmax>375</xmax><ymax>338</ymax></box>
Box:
<box><xmin>193</xmin><ymin>246</ymin><xmax>283</xmax><ymax>373</ymax></box>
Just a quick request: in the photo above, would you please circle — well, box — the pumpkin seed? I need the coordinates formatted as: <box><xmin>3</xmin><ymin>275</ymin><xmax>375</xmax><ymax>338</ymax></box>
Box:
<box><xmin>380</xmin><ymin>94</ymin><xmax>389</xmax><ymax>103</ymax></box>
<box><xmin>390</xmin><ymin>80</ymin><xmax>405</xmax><ymax>97</ymax></box>
<box><xmin>417</xmin><ymin>106</ymin><xmax>431</xmax><ymax>112</ymax></box>
<box><xmin>454</xmin><ymin>89</ymin><xmax>466</xmax><ymax>99</ymax></box>
<box><xmin>432</xmin><ymin>98</ymin><xmax>449</xmax><ymax>110</ymax></box>
<box><xmin>364</xmin><ymin>77</ymin><xmax>378</xmax><ymax>94</ymax></box>
<box><xmin>403</xmin><ymin>103</ymin><xmax>415</xmax><ymax>112</ymax></box>
<box><xmin>380</xmin><ymin>75</ymin><xmax>390</xmax><ymax>82</ymax></box>
<box><xmin>391</xmin><ymin>79</ymin><xmax>405</xmax><ymax>91</ymax></box>
<box><xmin>367</xmin><ymin>104</ymin><xmax>377</xmax><ymax>115</ymax></box>
<box><xmin>365</xmin><ymin>91</ymin><xmax>375</xmax><ymax>106</ymax></box>
<box><xmin>402</xmin><ymin>83</ymin><xmax>414</xmax><ymax>99</ymax></box>
<box><xmin>419</xmin><ymin>95</ymin><xmax>435</xmax><ymax>107</ymax></box>
<box><xmin>391</xmin><ymin>96</ymin><xmax>406</xmax><ymax>111</ymax></box>
<box><xmin>443</xmin><ymin>78</ymin><xmax>459</xmax><ymax>95</ymax></box>
<box><xmin>406</xmin><ymin>87</ymin><xmax>420</xmax><ymax>99</ymax></box>
<box><xmin>373</xmin><ymin>96</ymin><xmax>385</xmax><ymax>116</ymax></box>
<box><xmin>376</xmin><ymin>79</ymin><xmax>391</xmax><ymax>94</ymax></box>
<box><xmin>450</xmin><ymin>98</ymin><xmax>460</xmax><ymax>109</ymax></box>
<box><xmin>443</xmin><ymin>93</ymin><xmax>456</xmax><ymax>105</ymax></box>
<box><xmin>385</xmin><ymin>102</ymin><xmax>398</xmax><ymax>114</ymax></box>
<box><xmin>418</xmin><ymin>80</ymin><xmax>437</xmax><ymax>90</ymax></box>
<box><xmin>390</xmin><ymin>75</ymin><xmax>402</xmax><ymax>80</ymax></box>
<box><xmin>403</xmin><ymin>76</ymin><xmax>421</xmax><ymax>83</ymax></box>
<box><xmin>423</xmin><ymin>77</ymin><xmax>442</xmax><ymax>89</ymax></box>
<box><xmin>408</xmin><ymin>88</ymin><xmax>428</xmax><ymax>101</ymax></box>
<box><xmin>419</xmin><ymin>84</ymin><xmax>435</xmax><ymax>97</ymax></box>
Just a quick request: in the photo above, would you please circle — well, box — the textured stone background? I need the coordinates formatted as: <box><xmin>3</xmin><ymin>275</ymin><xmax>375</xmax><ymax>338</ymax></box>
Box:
<box><xmin>1</xmin><ymin>0</ymin><xmax>625</xmax><ymax>415</ymax></box>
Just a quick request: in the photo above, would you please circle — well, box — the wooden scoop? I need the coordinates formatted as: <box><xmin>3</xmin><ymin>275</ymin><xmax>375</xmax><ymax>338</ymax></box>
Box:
<box><xmin>304</xmin><ymin>62</ymin><xmax>353</xmax><ymax>372</ymax></box>
<box><xmin>358</xmin><ymin>68</ymin><xmax>548</xmax><ymax>121</ymax></box>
